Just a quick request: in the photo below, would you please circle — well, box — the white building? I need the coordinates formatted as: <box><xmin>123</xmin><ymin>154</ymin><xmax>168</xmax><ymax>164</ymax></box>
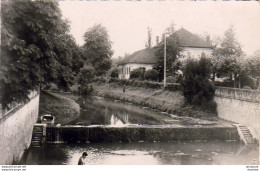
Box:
<box><xmin>118</xmin><ymin>28</ymin><xmax>213</xmax><ymax>79</ymax></box>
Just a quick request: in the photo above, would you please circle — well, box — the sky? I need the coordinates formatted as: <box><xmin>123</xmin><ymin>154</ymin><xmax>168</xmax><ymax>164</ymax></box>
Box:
<box><xmin>59</xmin><ymin>1</ymin><xmax>260</xmax><ymax>58</ymax></box>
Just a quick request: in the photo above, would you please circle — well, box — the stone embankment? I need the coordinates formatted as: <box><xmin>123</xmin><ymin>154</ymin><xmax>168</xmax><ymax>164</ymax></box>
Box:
<box><xmin>0</xmin><ymin>91</ymin><xmax>39</xmax><ymax>165</ymax></box>
<box><xmin>215</xmin><ymin>87</ymin><xmax>260</xmax><ymax>141</ymax></box>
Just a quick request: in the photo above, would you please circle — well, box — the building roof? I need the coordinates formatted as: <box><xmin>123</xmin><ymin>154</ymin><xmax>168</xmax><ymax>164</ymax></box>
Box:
<box><xmin>174</xmin><ymin>28</ymin><xmax>212</xmax><ymax>48</ymax></box>
<box><xmin>118</xmin><ymin>28</ymin><xmax>212</xmax><ymax>65</ymax></box>
<box><xmin>118</xmin><ymin>48</ymin><xmax>157</xmax><ymax>65</ymax></box>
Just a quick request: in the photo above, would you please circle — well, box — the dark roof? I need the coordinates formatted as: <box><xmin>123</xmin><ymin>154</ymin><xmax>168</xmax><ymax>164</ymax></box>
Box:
<box><xmin>118</xmin><ymin>28</ymin><xmax>212</xmax><ymax>65</ymax></box>
<box><xmin>118</xmin><ymin>48</ymin><xmax>157</xmax><ymax>65</ymax></box>
<box><xmin>174</xmin><ymin>28</ymin><xmax>213</xmax><ymax>48</ymax></box>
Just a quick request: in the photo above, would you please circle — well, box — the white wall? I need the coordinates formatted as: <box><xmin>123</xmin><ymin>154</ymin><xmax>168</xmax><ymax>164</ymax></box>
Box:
<box><xmin>215</xmin><ymin>97</ymin><xmax>260</xmax><ymax>141</ymax></box>
<box><xmin>0</xmin><ymin>93</ymin><xmax>39</xmax><ymax>164</ymax></box>
<box><xmin>118</xmin><ymin>63</ymin><xmax>154</xmax><ymax>79</ymax></box>
<box><xmin>181</xmin><ymin>47</ymin><xmax>213</xmax><ymax>60</ymax></box>
<box><xmin>215</xmin><ymin>87</ymin><xmax>260</xmax><ymax>141</ymax></box>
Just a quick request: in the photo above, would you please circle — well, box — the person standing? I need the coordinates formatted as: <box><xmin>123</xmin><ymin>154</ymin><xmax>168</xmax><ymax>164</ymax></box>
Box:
<box><xmin>78</xmin><ymin>152</ymin><xmax>88</xmax><ymax>165</ymax></box>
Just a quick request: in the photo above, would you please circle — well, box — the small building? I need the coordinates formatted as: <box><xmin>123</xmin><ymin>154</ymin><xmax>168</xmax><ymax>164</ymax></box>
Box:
<box><xmin>118</xmin><ymin>28</ymin><xmax>213</xmax><ymax>79</ymax></box>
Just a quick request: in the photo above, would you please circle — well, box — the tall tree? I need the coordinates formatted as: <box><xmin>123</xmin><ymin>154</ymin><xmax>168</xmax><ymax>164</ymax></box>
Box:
<box><xmin>145</xmin><ymin>27</ymin><xmax>152</xmax><ymax>48</ymax></box>
<box><xmin>182</xmin><ymin>56</ymin><xmax>216</xmax><ymax>112</ymax></box>
<box><xmin>212</xmin><ymin>26</ymin><xmax>244</xmax><ymax>87</ymax></box>
<box><xmin>82</xmin><ymin>24</ymin><xmax>113</xmax><ymax>76</ymax></box>
<box><xmin>1</xmin><ymin>1</ymin><xmax>81</xmax><ymax>108</ymax></box>
<box><xmin>154</xmin><ymin>25</ymin><xmax>182</xmax><ymax>81</ymax></box>
<box><xmin>245</xmin><ymin>51</ymin><xmax>260</xmax><ymax>89</ymax></box>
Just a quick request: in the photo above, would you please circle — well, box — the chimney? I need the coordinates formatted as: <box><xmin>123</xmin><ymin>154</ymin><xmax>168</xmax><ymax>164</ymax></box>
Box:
<box><xmin>156</xmin><ymin>36</ymin><xmax>159</xmax><ymax>45</ymax></box>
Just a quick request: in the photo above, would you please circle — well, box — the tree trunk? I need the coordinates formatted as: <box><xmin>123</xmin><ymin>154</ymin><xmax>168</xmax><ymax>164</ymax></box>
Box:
<box><xmin>229</xmin><ymin>72</ymin><xmax>233</xmax><ymax>82</ymax></box>
<box><xmin>238</xmin><ymin>74</ymin><xmax>241</xmax><ymax>88</ymax></box>
<box><xmin>233</xmin><ymin>73</ymin><xmax>237</xmax><ymax>88</ymax></box>
<box><xmin>257</xmin><ymin>78</ymin><xmax>260</xmax><ymax>90</ymax></box>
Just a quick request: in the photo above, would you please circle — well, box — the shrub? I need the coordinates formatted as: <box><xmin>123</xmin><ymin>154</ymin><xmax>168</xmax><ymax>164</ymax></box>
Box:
<box><xmin>144</xmin><ymin>69</ymin><xmax>159</xmax><ymax>81</ymax></box>
<box><xmin>130</xmin><ymin>68</ymin><xmax>145</xmax><ymax>80</ymax></box>
<box><xmin>240</xmin><ymin>74</ymin><xmax>257</xmax><ymax>89</ymax></box>
<box><xmin>110</xmin><ymin>67</ymin><xmax>119</xmax><ymax>78</ymax></box>
<box><xmin>165</xmin><ymin>83</ymin><xmax>182</xmax><ymax>91</ymax></box>
<box><xmin>181</xmin><ymin>57</ymin><xmax>216</xmax><ymax>112</ymax></box>
<box><xmin>166</xmin><ymin>75</ymin><xmax>182</xmax><ymax>83</ymax></box>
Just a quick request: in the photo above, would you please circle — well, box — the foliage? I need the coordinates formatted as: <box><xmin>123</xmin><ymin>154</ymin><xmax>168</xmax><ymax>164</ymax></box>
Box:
<box><xmin>109</xmin><ymin>67</ymin><xmax>119</xmax><ymax>78</ymax></box>
<box><xmin>239</xmin><ymin>74</ymin><xmax>257</xmax><ymax>89</ymax></box>
<box><xmin>77</xmin><ymin>65</ymin><xmax>96</xmax><ymax>96</ymax></box>
<box><xmin>154</xmin><ymin>26</ymin><xmax>182</xmax><ymax>81</ymax></box>
<box><xmin>145</xmin><ymin>27</ymin><xmax>152</xmax><ymax>48</ymax></box>
<box><xmin>144</xmin><ymin>69</ymin><xmax>159</xmax><ymax>81</ymax></box>
<box><xmin>107</xmin><ymin>78</ymin><xmax>182</xmax><ymax>91</ymax></box>
<box><xmin>182</xmin><ymin>56</ymin><xmax>216</xmax><ymax>111</ymax></box>
<box><xmin>82</xmin><ymin>24</ymin><xmax>113</xmax><ymax>76</ymax></box>
<box><xmin>212</xmin><ymin>26</ymin><xmax>244</xmax><ymax>86</ymax></box>
<box><xmin>244</xmin><ymin>53</ymin><xmax>260</xmax><ymax>89</ymax></box>
<box><xmin>130</xmin><ymin>68</ymin><xmax>144</xmax><ymax>80</ymax></box>
<box><xmin>1</xmin><ymin>1</ymin><xmax>82</xmax><ymax>109</ymax></box>
<box><xmin>166</xmin><ymin>75</ymin><xmax>182</xmax><ymax>83</ymax></box>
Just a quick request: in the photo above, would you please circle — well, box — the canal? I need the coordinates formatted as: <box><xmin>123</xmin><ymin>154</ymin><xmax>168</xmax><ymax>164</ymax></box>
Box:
<box><xmin>20</xmin><ymin>97</ymin><xmax>259</xmax><ymax>165</ymax></box>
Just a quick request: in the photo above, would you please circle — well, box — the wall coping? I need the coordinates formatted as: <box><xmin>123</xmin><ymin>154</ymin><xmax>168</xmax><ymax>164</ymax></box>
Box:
<box><xmin>215</xmin><ymin>86</ymin><xmax>260</xmax><ymax>103</ymax></box>
<box><xmin>0</xmin><ymin>91</ymin><xmax>39</xmax><ymax>124</ymax></box>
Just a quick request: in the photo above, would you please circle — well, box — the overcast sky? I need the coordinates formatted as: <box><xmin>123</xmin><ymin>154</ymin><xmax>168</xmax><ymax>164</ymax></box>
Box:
<box><xmin>59</xmin><ymin>1</ymin><xmax>260</xmax><ymax>58</ymax></box>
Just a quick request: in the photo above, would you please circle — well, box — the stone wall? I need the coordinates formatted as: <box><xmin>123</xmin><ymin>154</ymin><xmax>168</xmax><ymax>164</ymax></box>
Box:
<box><xmin>0</xmin><ymin>92</ymin><xmax>39</xmax><ymax>165</ymax></box>
<box><xmin>215</xmin><ymin>87</ymin><xmax>260</xmax><ymax>140</ymax></box>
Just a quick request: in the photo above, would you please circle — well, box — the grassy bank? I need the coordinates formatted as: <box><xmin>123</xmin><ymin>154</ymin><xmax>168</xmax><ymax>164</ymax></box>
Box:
<box><xmin>39</xmin><ymin>91</ymin><xmax>80</xmax><ymax>125</ymax></box>
<box><xmin>94</xmin><ymin>83</ymin><xmax>217</xmax><ymax>117</ymax></box>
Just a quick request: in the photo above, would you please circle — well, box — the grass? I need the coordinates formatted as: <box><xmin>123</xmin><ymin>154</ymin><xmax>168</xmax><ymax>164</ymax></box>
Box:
<box><xmin>94</xmin><ymin>83</ymin><xmax>217</xmax><ymax>117</ymax></box>
<box><xmin>39</xmin><ymin>91</ymin><xmax>80</xmax><ymax>125</ymax></box>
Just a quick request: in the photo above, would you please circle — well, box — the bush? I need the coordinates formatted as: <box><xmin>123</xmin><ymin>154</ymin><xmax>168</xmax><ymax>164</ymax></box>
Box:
<box><xmin>110</xmin><ymin>67</ymin><xmax>119</xmax><ymax>78</ymax></box>
<box><xmin>240</xmin><ymin>74</ymin><xmax>257</xmax><ymax>89</ymax></box>
<box><xmin>165</xmin><ymin>83</ymin><xmax>182</xmax><ymax>91</ymax></box>
<box><xmin>130</xmin><ymin>68</ymin><xmax>145</xmax><ymax>80</ymax></box>
<box><xmin>166</xmin><ymin>75</ymin><xmax>182</xmax><ymax>83</ymax></box>
<box><xmin>144</xmin><ymin>69</ymin><xmax>159</xmax><ymax>81</ymax></box>
<box><xmin>182</xmin><ymin>57</ymin><xmax>216</xmax><ymax>112</ymax></box>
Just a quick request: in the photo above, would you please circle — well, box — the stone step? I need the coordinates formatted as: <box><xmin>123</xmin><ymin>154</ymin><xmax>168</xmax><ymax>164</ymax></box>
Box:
<box><xmin>235</xmin><ymin>125</ymin><xmax>256</xmax><ymax>145</ymax></box>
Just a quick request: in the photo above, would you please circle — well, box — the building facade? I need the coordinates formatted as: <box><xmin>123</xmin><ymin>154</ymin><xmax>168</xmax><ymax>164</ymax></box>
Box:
<box><xmin>118</xmin><ymin>28</ymin><xmax>213</xmax><ymax>79</ymax></box>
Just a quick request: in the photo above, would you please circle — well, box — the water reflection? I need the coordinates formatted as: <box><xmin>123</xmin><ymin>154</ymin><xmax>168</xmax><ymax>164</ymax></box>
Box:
<box><xmin>69</xmin><ymin>98</ymin><xmax>170</xmax><ymax>126</ymax></box>
<box><xmin>20</xmin><ymin>141</ymin><xmax>259</xmax><ymax>165</ymax></box>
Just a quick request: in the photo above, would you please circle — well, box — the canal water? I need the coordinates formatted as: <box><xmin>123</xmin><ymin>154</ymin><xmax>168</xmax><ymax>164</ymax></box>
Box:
<box><xmin>69</xmin><ymin>98</ymin><xmax>172</xmax><ymax>126</ymax></box>
<box><xmin>20</xmin><ymin>97</ymin><xmax>259</xmax><ymax>165</ymax></box>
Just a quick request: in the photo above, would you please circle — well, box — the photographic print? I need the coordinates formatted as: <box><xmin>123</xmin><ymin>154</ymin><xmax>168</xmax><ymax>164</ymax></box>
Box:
<box><xmin>0</xmin><ymin>0</ymin><xmax>259</xmax><ymax>167</ymax></box>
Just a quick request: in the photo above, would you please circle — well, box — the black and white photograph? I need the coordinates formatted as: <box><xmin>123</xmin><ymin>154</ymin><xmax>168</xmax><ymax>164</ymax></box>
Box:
<box><xmin>0</xmin><ymin>0</ymin><xmax>260</xmax><ymax>168</ymax></box>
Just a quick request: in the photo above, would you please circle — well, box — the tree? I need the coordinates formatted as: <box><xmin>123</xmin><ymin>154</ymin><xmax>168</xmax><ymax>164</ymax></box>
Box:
<box><xmin>77</xmin><ymin>64</ymin><xmax>96</xmax><ymax>96</ymax></box>
<box><xmin>145</xmin><ymin>27</ymin><xmax>152</xmax><ymax>48</ymax></box>
<box><xmin>244</xmin><ymin>51</ymin><xmax>260</xmax><ymax>89</ymax></box>
<box><xmin>182</xmin><ymin>56</ymin><xmax>216</xmax><ymax>112</ymax></box>
<box><xmin>154</xmin><ymin>25</ymin><xmax>182</xmax><ymax>81</ymax></box>
<box><xmin>212</xmin><ymin>26</ymin><xmax>244</xmax><ymax>87</ymax></box>
<box><xmin>82</xmin><ymin>24</ymin><xmax>113</xmax><ymax>76</ymax></box>
<box><xmin>1</xmin><ymin>1</ymin><xmax>81</xmax><ymax>109</ymax></box>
